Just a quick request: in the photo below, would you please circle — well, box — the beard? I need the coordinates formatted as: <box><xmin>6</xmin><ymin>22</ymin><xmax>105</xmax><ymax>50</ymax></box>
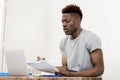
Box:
<box><xmin>64</xmin><ymin>28</ymin><xmax>77</xmax><ymax>35</ymax></box>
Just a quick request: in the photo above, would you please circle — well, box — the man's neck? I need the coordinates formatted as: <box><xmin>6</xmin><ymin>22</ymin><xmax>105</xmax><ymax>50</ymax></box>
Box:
<box><xmin>71</xmin><ymin>28</ymin><xmax>82</xmax><ymax>40</ymax></box>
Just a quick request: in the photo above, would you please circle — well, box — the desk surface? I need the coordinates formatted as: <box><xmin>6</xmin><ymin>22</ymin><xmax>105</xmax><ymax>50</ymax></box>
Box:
<box><xmin>0</xmin><ymin>76</ymin><xmax>102</xmax><ymax>80</ymax></box>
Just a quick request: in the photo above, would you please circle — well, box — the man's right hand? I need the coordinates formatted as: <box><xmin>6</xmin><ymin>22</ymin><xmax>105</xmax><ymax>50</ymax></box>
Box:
<box><xmin>36</xmin><ymin>56</ymin><xmax>45</xmax><ymax>61</ymax></box>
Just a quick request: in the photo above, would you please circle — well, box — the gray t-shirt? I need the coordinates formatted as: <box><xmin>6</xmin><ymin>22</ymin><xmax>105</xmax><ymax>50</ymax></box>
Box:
<box><xmin>59</xmin><ymin>29</ymin><xmax>101</xmax><ymax>72</ymax></box>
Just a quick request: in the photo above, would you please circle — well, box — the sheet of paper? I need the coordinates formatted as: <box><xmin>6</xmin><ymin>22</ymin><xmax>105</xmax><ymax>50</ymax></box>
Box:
<box><xmin>27</xmin><ymin>60</ymin><xmax>59</xmax><ymax>73</ymax></box>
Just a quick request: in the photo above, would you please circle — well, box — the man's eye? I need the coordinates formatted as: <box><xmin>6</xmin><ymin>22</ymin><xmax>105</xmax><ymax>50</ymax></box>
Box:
<box><xmin>66</xmin><ymin>20</ymin><xmax>70</xmax><ymax>23</ymax></box>
<box><xmin>62</xmin><ymin>20</ymin><xmax>70</xmax><ymax>23</ymax></box>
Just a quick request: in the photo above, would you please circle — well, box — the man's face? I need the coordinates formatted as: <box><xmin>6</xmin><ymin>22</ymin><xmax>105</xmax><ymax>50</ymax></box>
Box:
<box><xmin>62</xmin><ymin>13</ymin><xmax>79</xmax><ymax>35</ymax></box>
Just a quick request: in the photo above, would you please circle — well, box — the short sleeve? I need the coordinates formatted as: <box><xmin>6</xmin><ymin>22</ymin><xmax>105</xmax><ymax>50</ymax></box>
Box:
<box><xmin>87</xmin><ymin>34</ymin><xmax>101</xmax><ymax>53</ymax></box>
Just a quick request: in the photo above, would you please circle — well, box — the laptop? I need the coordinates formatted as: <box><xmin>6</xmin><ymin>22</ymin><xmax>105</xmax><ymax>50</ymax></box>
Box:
<box><xmin>5</xmin><ymin>49</ymin><xmax>28</xmax><ymax>76</ymax></box>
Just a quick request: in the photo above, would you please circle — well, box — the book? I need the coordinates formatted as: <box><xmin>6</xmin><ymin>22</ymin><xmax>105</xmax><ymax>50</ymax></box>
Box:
<box><xmin>27</xmin><ymin>60</ymin><xmax>59</xmax><ymax>73</ymax></box>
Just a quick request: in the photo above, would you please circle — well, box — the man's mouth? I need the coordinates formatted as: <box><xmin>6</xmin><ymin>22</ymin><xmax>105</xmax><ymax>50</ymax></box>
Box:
<box><xmin>64</xmin><ymin>29</ymin><xmax>68</xmax><ymax>32</ymax></box>
<box><xmin>64</xmin><ymin>28</ymin><xmax>68</xmax><ymax>32</ymax></box>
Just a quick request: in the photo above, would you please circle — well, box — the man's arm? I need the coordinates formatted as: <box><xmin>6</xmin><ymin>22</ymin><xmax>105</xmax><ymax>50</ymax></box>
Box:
<box><xmin>62</xmin><ymin>54</ymin><xmax>67</xmax><ymax>69</ymax></box>
<box><xmin>56</xmin><ymin>54</ymin><xmax>68</xmax><ymax>72</ymax></box>
<box><xmin>59</xmin><ymin>49</ymin><xmax>104</xmax><ymax>77</ymax></box>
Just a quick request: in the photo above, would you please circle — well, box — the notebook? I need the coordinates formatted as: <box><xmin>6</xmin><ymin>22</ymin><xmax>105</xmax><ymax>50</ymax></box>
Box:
<box><xmin>5</xmin><ymin>49</ymin><xmax>28</xmax><ymax>76</ymax></box>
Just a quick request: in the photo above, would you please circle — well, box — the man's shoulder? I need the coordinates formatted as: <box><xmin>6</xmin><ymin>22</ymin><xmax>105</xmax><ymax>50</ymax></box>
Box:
<box><xmin>82</xmin><ymin>29</ymin><xmax>95</xmax><ymax>35</ymax></box>
<box><xmin>82</xmin><ymin>29</ymin><xmax>100</xmax><ymax>39</ymax></box>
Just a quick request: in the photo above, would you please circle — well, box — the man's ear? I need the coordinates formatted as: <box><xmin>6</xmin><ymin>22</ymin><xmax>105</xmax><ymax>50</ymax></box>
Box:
<box><xmin>76</xmin><ymin>18</ymin><xmax>81</xmax><ymax>25</ymax></box>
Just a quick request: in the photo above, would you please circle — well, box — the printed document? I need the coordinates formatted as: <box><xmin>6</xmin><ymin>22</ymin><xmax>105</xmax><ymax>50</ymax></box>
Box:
<box><xmin>27</xmin><ymin>60</ymin><xmax>59</xmax><ymax>73</ymax></box>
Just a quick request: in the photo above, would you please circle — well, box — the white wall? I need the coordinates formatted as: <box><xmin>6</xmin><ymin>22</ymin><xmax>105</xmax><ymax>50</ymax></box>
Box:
<box><xmin>0</xmin><ymin>0</ymin><xmax>120</xmax><ymax>80</ymax></box>
<box><xmin>2</xmin><ymin>0</ymin><xmax>48</xmax><ymax>71</ymax></box>
<box><xmin>5</xmin><ymin>0</ymin><xmax>48</xmax><ymax>57</ymax></box>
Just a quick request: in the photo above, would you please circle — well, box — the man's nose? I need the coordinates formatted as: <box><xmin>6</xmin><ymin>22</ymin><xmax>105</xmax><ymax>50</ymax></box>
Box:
<box><xmin>62</xmin><ymin>22</ymin><xmax>67</xmax><ymax>27</ymax></box>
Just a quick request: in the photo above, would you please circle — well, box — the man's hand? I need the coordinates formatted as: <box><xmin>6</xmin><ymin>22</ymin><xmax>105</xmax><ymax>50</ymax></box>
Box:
<box><xmin>36</xmin><ymin>56</ymin><xmax>45</xmax><ymax>61</ymax></box>
<box><xmin>56</xmin><ymin>66</ymin><xmax>70</xmax><ymax>76</ymax></box>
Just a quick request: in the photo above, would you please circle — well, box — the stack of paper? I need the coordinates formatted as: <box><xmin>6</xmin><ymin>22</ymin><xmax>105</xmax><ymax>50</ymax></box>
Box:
<box><xmin>27</xmin><ymin>60</ymin><xmax>59</xmax><ymax>73</ymax></box>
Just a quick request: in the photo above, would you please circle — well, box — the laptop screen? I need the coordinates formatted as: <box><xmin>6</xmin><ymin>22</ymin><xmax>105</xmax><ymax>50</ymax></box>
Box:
<box><xmin>5</xmin><ymin>49</ymin><xmax>28</xmax><ymax>76</ymax></box>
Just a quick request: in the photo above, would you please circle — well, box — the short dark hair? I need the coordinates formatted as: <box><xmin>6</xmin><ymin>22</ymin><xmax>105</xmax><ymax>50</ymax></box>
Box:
<box><xmin>62</xmin><ymin>4</ymin><xmax>83</xmax><ymax>20</ymax></box>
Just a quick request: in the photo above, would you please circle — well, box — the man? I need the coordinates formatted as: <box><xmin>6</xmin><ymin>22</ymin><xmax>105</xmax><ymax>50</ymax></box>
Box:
<box><xmin>57</xmin><ymin>4</ymin><xmax>104</xmax><ymax>77</ymax></box>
